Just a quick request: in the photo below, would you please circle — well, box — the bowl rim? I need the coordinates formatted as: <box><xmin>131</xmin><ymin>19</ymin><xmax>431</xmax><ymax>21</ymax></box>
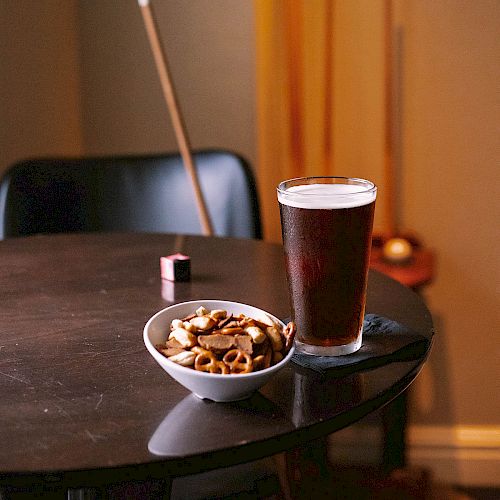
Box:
<box><xmin>143</xmin><ymin>299</ymin><xmax>295</xmax><ymax>379</ymax></box>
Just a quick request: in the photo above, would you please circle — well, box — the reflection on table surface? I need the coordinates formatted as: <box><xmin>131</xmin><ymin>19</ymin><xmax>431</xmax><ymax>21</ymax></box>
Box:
<box><xmin>149</xmin><ymin>392</ymin><xmax>292</xmax><ymax>457</ymax></box>
<box><xmin>149</xmin><ymin>370</ymin><xmax>366</xmax><ymax>457</ymax></box>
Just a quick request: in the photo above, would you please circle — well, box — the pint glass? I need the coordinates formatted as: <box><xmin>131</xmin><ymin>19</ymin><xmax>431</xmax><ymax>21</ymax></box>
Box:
<box><xmin>277</xmin><ymin>177</ymin><xmax>377</xmax><ymax>356</ymax></box>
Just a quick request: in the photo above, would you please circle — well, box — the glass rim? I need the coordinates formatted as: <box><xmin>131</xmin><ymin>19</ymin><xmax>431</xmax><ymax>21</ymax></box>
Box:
<box><xmin>277</xmin><ymin>176</ymin><xmax>377</xmax><ymax>197</ymax></box>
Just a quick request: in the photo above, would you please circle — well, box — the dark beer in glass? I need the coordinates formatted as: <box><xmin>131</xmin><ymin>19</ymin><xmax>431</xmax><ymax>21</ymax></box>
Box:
<box><xmin>277</xmin><ymin>177</ymin><xmax>377</xmax><ymax>356</ymax></box>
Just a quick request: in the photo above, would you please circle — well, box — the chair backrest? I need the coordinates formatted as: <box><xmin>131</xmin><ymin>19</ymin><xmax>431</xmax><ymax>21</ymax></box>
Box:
<box><xmin>0</xmin><ymin>150</ymin><xmax>262</xmax><ymax>240</ymax></box>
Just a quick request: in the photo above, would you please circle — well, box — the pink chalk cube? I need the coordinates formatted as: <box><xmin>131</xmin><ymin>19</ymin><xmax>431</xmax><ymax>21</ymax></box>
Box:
<box><xmin>160</xmin><ymin>253</ymin><xmax>191</xmax><ymax>282</ymax></box>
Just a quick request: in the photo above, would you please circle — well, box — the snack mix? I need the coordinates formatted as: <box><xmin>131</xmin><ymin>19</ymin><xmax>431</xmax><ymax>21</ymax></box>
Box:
<box><xmin>156</xmin><ymin>306</ymin><xmax>296</xmax><ymax>374</ymax></box>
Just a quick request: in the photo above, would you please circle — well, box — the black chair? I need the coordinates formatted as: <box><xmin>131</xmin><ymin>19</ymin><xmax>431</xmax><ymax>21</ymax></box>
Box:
<box><xmin>0</xmin><ymin>149</ymin><xmax>262</xmax><ymax>240</ymax></box>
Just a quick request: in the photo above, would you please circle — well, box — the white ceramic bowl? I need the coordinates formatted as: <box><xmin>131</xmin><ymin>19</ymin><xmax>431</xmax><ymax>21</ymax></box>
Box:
<box><xmin>144</xmin><ymin>300</ymin><xmax>295</xmax><ymax>402</ymax></box>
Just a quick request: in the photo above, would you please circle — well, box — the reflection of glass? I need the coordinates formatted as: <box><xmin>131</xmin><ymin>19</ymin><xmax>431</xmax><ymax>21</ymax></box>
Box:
<box><xmin>292</xmin><ymin>371</ymin><xmax>365</xmax><ymax>428</ymax></box>
<box><xmin>149</xmin><ymin>393</ymin><xmax>292</xmax><ymax>457</ymax></box>
<box><xmin>277</xmin><ymin>177</ymin><xmax>377</xmax><ymax>356</ymax></box>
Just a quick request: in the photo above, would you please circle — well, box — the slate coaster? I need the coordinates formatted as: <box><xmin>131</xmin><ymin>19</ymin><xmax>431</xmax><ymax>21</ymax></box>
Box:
<box><xmin>291</xmin><ymin>314</ymin><xmax>432</xmax><ymax>375</ymax></box>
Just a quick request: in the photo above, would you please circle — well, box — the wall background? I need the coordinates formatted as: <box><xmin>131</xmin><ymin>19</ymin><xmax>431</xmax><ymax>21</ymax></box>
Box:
<box><xmin>0</xmin><ymin>1</ymin><xmax>83</xmax><ymax>169</ymax></box>
<box><xmin>1</xmin><ymin>0</ymin><xmax>498</xmax><ymax>487</ymax></box>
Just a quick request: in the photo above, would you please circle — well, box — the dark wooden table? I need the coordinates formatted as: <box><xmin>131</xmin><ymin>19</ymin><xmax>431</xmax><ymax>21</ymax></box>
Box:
<box><xmin>0</xmin><ymin>233</ymin><xmax>433</xmax><ymax>496</ymax></box>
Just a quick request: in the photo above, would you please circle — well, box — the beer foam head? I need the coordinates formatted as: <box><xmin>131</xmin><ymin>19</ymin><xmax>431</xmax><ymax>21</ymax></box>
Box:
<box><xmin>278</xmin><ymin>181</ymin><xmax>377</xmax><ymax>209</ymax></box>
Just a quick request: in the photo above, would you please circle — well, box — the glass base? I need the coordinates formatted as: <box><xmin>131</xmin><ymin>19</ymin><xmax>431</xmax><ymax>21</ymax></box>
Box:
<box><xmin>295</xmin><ymin>331</ymin><xmax>362</xmax><ymax>356</ymax></box>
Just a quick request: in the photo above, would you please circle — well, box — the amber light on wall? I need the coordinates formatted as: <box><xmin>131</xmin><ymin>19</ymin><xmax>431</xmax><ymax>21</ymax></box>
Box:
<box><xmin>368</xmin><ymin>0</ymin><xmax>435</xmax><ymax>291</ymax></box>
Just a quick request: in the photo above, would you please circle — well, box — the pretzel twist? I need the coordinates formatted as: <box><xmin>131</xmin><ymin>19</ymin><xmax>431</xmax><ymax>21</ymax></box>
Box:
<box><xmin>223</xmin><ymin>349</ymin><xmax>253</xmax><ymax>374</ymax></box>
<box><xmin>194</xmin><ymin>352</ymin><xmax>229</xmax><ymax>374</ymax></box>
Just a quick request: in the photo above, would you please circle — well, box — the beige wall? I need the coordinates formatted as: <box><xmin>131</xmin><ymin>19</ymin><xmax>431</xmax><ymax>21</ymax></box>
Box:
<box><xmin>399</xmin><ymin>0</ymin><xmax>500</xmax><ymax>427</ymax></box>
<box><xmin>0</xmin><ymin>0</ymin><xmax>82</xmax><ymax>174</ymax></box>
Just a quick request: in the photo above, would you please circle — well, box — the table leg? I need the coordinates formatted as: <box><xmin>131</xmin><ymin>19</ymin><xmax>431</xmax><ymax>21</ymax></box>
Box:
<box><xmin>382</xmin><ymin>390</ymin><xmax>408</xmax><ymax>471</ymax></box>
<box><xmin>273</xmin><ymin>453</ymin><xmax>292</xmax><ymax>500</ymax></box>
<box><xmin>278</xmin><ymin>438</ymin><xmax>331</xmax><ymax>499</ymax></box>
